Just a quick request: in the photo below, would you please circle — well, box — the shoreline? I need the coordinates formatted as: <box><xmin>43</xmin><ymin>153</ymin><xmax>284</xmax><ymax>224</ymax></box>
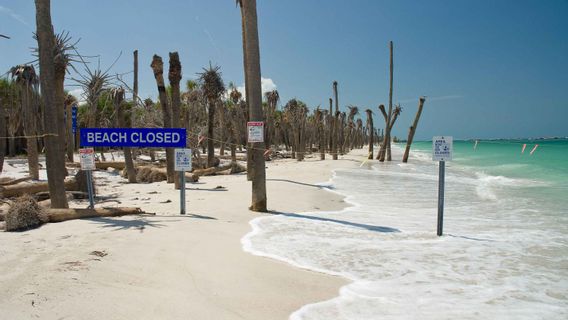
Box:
<box><xmin>0</xmin><ymin>151</ymin><xmax>366</xmax><ymax>319</ymax></box>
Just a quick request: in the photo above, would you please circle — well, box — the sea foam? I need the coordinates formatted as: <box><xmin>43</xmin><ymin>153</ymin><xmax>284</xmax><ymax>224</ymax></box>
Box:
<box><xmin>242</xmin><ymin>146</ymin><xmax>568</xmax><ymax>319</ymax></box>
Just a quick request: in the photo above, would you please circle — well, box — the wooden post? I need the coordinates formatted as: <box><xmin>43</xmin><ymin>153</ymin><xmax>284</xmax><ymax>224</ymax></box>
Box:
<box><xmin>402</xmin><ymin>97</ymin><xmax>426</xmax><ymax>163</ymax></box>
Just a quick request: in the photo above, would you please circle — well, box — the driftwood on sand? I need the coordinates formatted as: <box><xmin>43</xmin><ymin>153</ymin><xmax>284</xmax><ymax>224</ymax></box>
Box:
<box><xmin>0</xmin><ymin>176</ymin><xmax>33</xmax><ymax>186</ymax></box>
<box><xmin>47</xmin><ymin>207</ymin><xmax>148</xmax><ymax>223</ymax></box>
<box><xmin>0</xmin><ymin>179</ymin><xmax>79</xmax><ymax>198</ymax></box>
<box><xmin>192</xmin><ymin>162</ymin><xmax>246</xmax><ymax>177</ymax></box>
<box><xmin>123</xmin><ymin>166</ymin><xmax>199</xmax><ymax>183</ymax></box>
<box><xmin>67</xmin><ymin>161</ymin><xmax>126</xmax><ymax>170</ymax></box>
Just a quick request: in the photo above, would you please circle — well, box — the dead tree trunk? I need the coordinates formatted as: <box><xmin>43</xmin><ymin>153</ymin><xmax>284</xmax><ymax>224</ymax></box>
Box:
<box><xmin>378</xmin><ymin>41</ymin><xmax>394</xmax><ymax>162</ymax></box>
<box><xmin>150</xmin><ymin>55</ymin><xmax>174</xmax><ymax>183</ymax></box>
<box><xmin>168</xmin><ymin>52</ymin><xmax>183</xmax><ymax>188</ymax></box>
<box><xmin>402</xmin><ymin>97</ymin><xmax>426</xmax><ymax>163</ymax></box>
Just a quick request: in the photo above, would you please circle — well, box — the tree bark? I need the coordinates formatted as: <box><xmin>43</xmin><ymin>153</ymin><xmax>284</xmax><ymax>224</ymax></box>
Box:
<box><xmin>34</xmin><ymin>0</ymin><xmax>68</xmax><ymax>208</ymax></box>
<box><xmin>382</xmin><ymin>41</ymin><xmax>394</xmax><ymax>162</ymax></box>
<box><xmin>21</xmin><ymin>86</ymin><xmax>40</xmax><ymax>180</ymax></box>
<box><xmin>366</xmin><ymin>110</ymin><xmax>374</xmax><ymax>159</ymax></box>
<box><xmin>150</xmin><ymin>55</ymin><xmax>174</xmax><ymax>183</ymax></box>
<box><xmin>241</xmin><ymin>0</ymin><xmax>267</xmax><ymax>212</ymax></box>
<box><xmin>0</xmin><ymin>104</ymin><xmax>6</xmax><ymax>172</ymax></box>
<box><xmin>402</xmin><ymin>97</ymin><xmax>426</xmax><ymax>163</ymax></box>
<box><xmin>0</xmin><ymin>178</ymin><xmax>78</xmax><ymax>198</ymax></box>
<box><xmin>206</xmin><ymin>100</ymin><xmax>216</xmax><ymax>167</ymax></box>
<box><xmin>47</xmin><ymin>207</ymin><xmax>146</xmax><ymax>223</ymax></box>
<box><xmin>65</xmin><ymin>101</ymin><xmax>74</xmax><ymax>162</ymax></box>
<box><xmin>168</xmin><ymin>52</ymin><xmax>182</xmax><ymax>188</ymax></box>
<box><xmin>54</xmin><ymin>57</ymin><xmax>68</xmax><ymax>181</ymax></box>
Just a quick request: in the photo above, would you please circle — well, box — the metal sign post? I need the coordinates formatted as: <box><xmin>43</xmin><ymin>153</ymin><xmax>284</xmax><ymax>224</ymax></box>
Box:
<box><xmin>175</xmin><ymin>148</ymin><xmax>192</xmax><ymax>215</ymax></box>
<box><xmin>79</xmin><ymin>148</ymin><xmax>96</xmax><ymax>209</ymax></box>
<box><xmin>432</xmin><ymin>136</ymin><xmax>453</xmax><ymax>236</ymax></box>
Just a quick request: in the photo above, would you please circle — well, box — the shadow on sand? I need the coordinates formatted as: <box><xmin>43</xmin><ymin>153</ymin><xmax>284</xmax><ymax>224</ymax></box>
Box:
<box><xmin>269</xmin><ymin>211</ymin><xmax>400</xmax><ymax>234</ymax></box>
<box><xmin>267</xmin><ymin>179</ymin><xmax>333</xmax><ymax>189</ymax></box>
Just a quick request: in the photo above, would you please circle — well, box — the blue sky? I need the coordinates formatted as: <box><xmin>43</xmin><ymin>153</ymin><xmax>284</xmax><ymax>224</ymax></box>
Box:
<box><xmin>1</xmin><ymin>0</ymin><xmax>567</xmax><ymax>140</ymax></box>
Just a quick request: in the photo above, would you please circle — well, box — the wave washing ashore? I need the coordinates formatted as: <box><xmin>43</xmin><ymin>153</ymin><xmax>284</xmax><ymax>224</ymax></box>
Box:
<box><xmin>243</xmin><ymin>139</ymin><xmax>568</xmax><ymax>319</ymax></box>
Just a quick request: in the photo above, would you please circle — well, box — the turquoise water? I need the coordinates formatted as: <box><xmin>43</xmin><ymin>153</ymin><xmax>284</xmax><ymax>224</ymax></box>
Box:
<box><xmin>412</xmin><ymin>139</ymin><xmax>568</xmax><ymax>210</ymax></box>
<box><xmin>244</xmin><ymin>139</ymin><xmax>568</xmax><ymax>319</ymax></box>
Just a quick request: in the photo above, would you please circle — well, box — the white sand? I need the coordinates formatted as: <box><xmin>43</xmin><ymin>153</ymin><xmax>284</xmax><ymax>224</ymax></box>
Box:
<box><xmin>0</xmin><ymin>151</ymin><xmax>366</xmax><ymax>319</ymax></box>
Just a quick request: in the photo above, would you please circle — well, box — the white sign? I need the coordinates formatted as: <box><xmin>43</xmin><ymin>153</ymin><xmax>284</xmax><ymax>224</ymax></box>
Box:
<box><xmin>432</xmin><ymin>136</ymin><xmax>453</xmax><ymax>161</ymax></box>
<box><xmin>174</xmin><ymin>148</ymin><xmax>192</xmax><ymax>171</ymax></box>
<box><xmin>247</xmin><ymin>121</ymin><xmax>264</xmax><ymax>143</ymax></box>
<box><xmin>79</xmin><ymin>148</ymin><xmax>96</xmax><ymax>170</ymax></box>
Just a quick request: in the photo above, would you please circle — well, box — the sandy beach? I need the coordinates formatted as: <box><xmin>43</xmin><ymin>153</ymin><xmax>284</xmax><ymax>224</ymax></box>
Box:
<box><xmin>0</xmin><ymin>151</ymin><xmax>365</xmax><ymax>319</ymax></box>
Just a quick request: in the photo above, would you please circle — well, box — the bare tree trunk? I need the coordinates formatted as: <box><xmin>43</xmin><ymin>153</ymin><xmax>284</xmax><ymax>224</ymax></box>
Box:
<box><xmin>206</xmin><ymin>100</ymin><xmax>216</xmax><ymax>168</ymax></box>
<box><xmin>169</xmin><ymin>52</ymin><xmax>182</xmax><ymax>188</ymax></box>
<box><xmin>150</xmin><ymin>55</ymin><xmax>174</xmax><ymax>183</ymax></box>
<box><xmin>382</xmin><ymin>41</ymin><xmax>394</xmax><ymax>162</ymax></box>
<box><xmin>241</xmin><ymin>0</ymin><xmax>267</xmax><ymax>212</ymax></box>
<box><xmin>120</xmin><ymin>50</ymin><xmax>138</xmax><ymax>183</ymax></box>
<box><xmin>54</xmin><ymin>59</ymin><xmax>68</xmax><ymax>179</ymax></box>
<box><xmin>402</xmin><ymin>97</ymin><xmax>426</xmax><ymax>163</ymax></box>
<box><xmin>219</xmin><ymin>102</ymin><xmax>225</xmax><ymax>156</ymax></box>
<box><xmin>21</xmin><ymin>86</ymin><xmax>40</xmax><ymax>180</ymax></box>
<box><xmin>35</xmin><ymin>0</ymin><xmax>68</xmax><ymax>208</ymax></box>
<box><xmin>65</xmin><ymin>101</ymin><xmax>74</xmax><ymax>162</ymax></box>
<box><xmin>366</xmin><ymin>110</ymin><xmax>374</xmax><ymax>159</ymax></box>
<box><xmin>0</xmin><ymin>103</ymin><xmax>6</xmax><ymax>173</ymax></box>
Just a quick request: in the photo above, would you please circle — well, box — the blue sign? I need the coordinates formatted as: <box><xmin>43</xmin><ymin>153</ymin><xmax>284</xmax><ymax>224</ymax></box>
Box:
<box><xmin>80</xmin><ymin>128</ymin><xmax>186</xmax><ymax>148</ymax></box>
<box><xmin>71</xmin><ymin>105</ymin><xmax>78</xmax><ymax>134</ymax></box>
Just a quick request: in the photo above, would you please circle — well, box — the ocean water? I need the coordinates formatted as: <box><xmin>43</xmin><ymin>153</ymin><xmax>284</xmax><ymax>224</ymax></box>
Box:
<box><xmin>242</xmin><ymin>139</ymin><xmax>568</xmax><ymax>319</ymax></box>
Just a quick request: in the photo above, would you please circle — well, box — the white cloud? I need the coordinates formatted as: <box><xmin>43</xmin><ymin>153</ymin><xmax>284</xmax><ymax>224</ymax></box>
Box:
<box><xmin>68</xmin><ymin>88</ymin><xmax>86</xmax><ymax>104</ymax></box>
<box><xmin>233</xmin><ymin>77</ymin><xmax>277</xmax><ymax>100</ymax></box>
<box><xmin>0</xmin><ymin>6</ymin><xmax>30</xmax><ymax>28</ymax></box>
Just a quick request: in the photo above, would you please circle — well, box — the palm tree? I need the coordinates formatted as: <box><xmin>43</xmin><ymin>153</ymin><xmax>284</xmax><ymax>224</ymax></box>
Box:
<box><xmin>10</xmin><ymin>65</ymin><xmax>40</xmax><ymax>180</ymax></box>
<box><xmin>34</xmin><ymin>0</ymin><xmax>68</xmax><ymax>208</ymax></box>
<box><xmin>198</xmin><ymin>64</ymin><xmax>225</xmax><ymax>168</ymax></box>
<box><xmin>150</xmin><ymin>54</ymin><xmax>174</xmax><ymax>182</ymax></box>
<box><xmin>264</xmin><ymin>89</ymin><xmax>279</xmax><ymax>152</ymax></box>
<box><xmin>365</xmin><ymin>109</ymin><xmax>374</xmax><ymax>159</ymax></box>
<box><xmin>238</xmin><ymin>0</ymin><xmax>267</xmax><ymax>212</ymax></box>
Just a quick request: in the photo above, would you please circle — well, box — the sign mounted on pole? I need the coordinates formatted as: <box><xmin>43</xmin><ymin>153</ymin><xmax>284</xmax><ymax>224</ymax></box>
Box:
<box><xmin>247</xmin><ymin>121</ymin><xmax>264</xmax><ymax>143</ymax></box>
<box><xmin>432</xmin><ymin>136</ymin><xmax>453</xmax><ymax>161</ymax></box>
<box><xmin>80</xmin><ymin>128</ymin><xmax>186</xmax><ymax>148</ymax></box>
<box><xmin>432</xmin><ymin>136</ymin><xmax>453</xmax><ymax>237</ymax></box>
<box><xmin>174</xmin><ymin>148</ymin><xmax>192</xmax><ymax>172</ymax></box>
<box><xmin>79</xmin><ymin>148</ymin><xmax>96</xmax><ymax>209</ymax></box>
<box><xmin>79</xmin><ymin>148</ymin><xmax>96</xmax><ymax>171</ymax></box>
<box><xmin>174</xmin><ymin>148</ymin><xmax>192</xmax><ymax>216</ymax></box>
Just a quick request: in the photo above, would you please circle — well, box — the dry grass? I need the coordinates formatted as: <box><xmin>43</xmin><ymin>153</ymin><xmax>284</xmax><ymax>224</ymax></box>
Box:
<box><xmin>5</xmin><ymin>194</ymin><xmax>48</xmax><ymax>232</ymax></box>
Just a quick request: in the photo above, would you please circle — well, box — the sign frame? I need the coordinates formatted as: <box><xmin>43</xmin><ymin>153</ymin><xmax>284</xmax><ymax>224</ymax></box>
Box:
<box><xmin>432</xmin><ymin>136</ymin><xmax>453</xmax><ymax>161</ymax></box>
<box><xmin>80</xmin><ymin>128</ymin><xmax>186</xmax><ymax>148</ymax></box>
<box><xmin>247</xmin><ymin>121</ymin><xmax>264</xmax><ymax>143</ymax></box>
<box><xmin>79</xmin><ymin>148</ymin><xmax>96</xmax><ymax>171</ymax></box>
<box><xmin>174</xmin><ymin>148</ymin><xmax>192</xmax><ymax>172</ymax></box>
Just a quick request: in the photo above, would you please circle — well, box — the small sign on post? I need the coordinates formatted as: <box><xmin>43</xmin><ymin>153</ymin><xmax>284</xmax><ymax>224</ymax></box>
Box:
<box><xmin>79</xmin><ymin>148</ymin><xmax>96</xmax><ymax>209</ymax></box>
<box><xmin>175</xmin><ymin>148</ymin><xmax>192</xmax><ymax>215</ymax></box>
<box><xmin>432</xmin><ymin>136</ymin><xmax>452</xmax><ymax>236</ymax></box>
<box><xmin>247</xmin><ymin>121</ymin><xmax>264</xmax><ymax>143</ymax></box>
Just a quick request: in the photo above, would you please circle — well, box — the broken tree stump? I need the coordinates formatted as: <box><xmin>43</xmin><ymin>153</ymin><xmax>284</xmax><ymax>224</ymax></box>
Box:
<box><xmin>47</xmin><ymin>207</ymin><xmax>149</xmax><ymax>223</ymax></box>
